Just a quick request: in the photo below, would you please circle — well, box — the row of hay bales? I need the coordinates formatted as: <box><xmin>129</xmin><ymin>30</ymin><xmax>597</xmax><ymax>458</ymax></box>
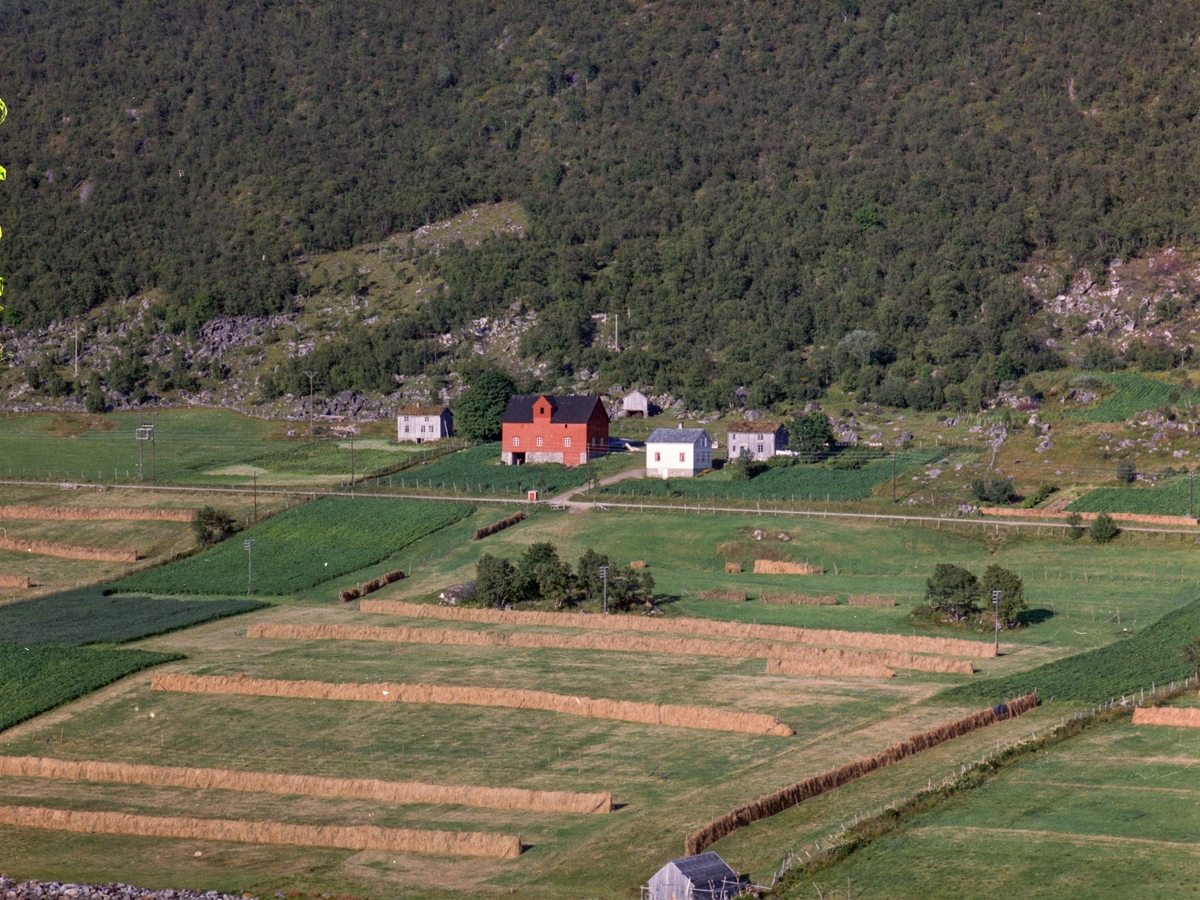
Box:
<box><xmin>0</xmin><ymin>756</ymin><xmax>611</xmax><ymax>814</ymax></box>
<box><xmin>152</xmin><ymin>673</ymin><xmax>795</xmax><ymax>737</ymax></box>
<box><xmin>1132</xmin><ymin>707</ymin><xmax>1200</xmax><ymax>728</ymax></box>
<box><xmin>473</xmin><ymin>511</ymin><xmax>527</xmax><ymax>540</ymax></box>
<box><xmin>0</xmin><ymin>805</ymin><xmax>521</xmax><ymax>859</ymax></box>
<box><xmin>248</xmin><ymin>623</ymin><xmax>969</xmax><ymax>675</ymax></box>
<box><xmin>339</xmin><ymin>569</ymin><xmax>405</xmax><ymax>603</ymax></box>
<box><xmin>361</xmin><ymin>599</ymin><xmax>994</xmax><ymax>659</ymax></box>
<box><xmin>0</xmin><ymin>575</ymin><xmax>30</xmax><ymax>588</ymax></box>
<box><xmin>0</xmin><ymin>535</ymin><xmax>138</xmax><ymax>562</ymax></box>
<box><xmin>0</xmin><ymin>505</ymin><xmax>195</xmax><ymax>522</ymax></box>
<box><xmin>752</xmin><ymin>560</ymin><xmax>825</xmax><ymax>575</ymax></box>
<box><xmin>684</xmin><ymin>692</ymin><xmax>1039</xmax><ymax>855</ymax></box>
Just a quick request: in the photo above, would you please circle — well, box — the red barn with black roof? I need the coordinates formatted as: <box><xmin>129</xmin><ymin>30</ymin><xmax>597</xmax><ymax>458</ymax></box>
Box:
<box><xmin>500</xmin><ymin>395</ymin><xmax>609</xmax><ymax>466</ymax></box>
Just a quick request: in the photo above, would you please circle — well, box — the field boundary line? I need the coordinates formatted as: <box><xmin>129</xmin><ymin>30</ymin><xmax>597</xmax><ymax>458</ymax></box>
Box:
<box><xmin>360</xmin><ymin>600</ymin><xmax>993</xmax><ymax>659</ymax></box>
<box><xmin>0</xmin><ymin>756</ymin><xmax>611</xmax><ymax>814</ymax></box>
<box><xmin>910</xmin><ymin>824</ymin><xmax>1200</xmax><ymax>850</ymax></box>
<box><xmin>151</xmin><ymin>673</ymin><xmax>795</xmax><ymax>736</ymax></box>
<box><xmin>0</xmin><ymin>505</ymin><xmax>195</xmax><ymax>522</ymax></box>
<box><xmin>0</xmin><ymin>805</ymin><xmax>521</xmax><ymax>858</ymax></box>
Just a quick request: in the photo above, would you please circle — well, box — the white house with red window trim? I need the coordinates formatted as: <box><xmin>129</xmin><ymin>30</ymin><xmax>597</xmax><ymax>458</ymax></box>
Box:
<box><xmin>645</xmin><ymin>426</ymin><xmax>712</xmax><ymax>479</ymax></box>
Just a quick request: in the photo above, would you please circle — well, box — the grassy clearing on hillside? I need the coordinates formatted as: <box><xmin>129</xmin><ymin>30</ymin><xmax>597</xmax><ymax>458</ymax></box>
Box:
<box><xmin>0</xmin><ymin>645</ymin><xmax>180</xmax><ymax>733</ymax></box>
<box><xmin>798</xmin><ymin>715</ymin><xmax>1200</xmax><ymax>900</ymax></box>
<box><xmin>1070</xmin><ymin>372</ymin><xmax>1198</xmax><ymax>423</ymax></box>
<box><xmin>114</xmin><ymin>498</ymin><xmax>473</xmax><ymax>596</ymax></box>
<box><xmin>1067</xmin><ymin>475</ymin><xmax>1197</xmax><ymax>517</ymax></box>
<box><xmin>0</xmin><ymin>588</ymin><xmax>266</xmax><ymax>646</ymax></box>
<box><xmin>0</xmin><ymin>410</ymin><xmax>276</xmax><ymax>483</ymax></box>
<box><xmin>940</xmin><ymin>597</ymin><xmax>1200</xmax><ymax>704</ymax></box>
<box><xmin>598</xmin><ymin>451</ymin><xmax>943</xmax><ymax>502</ymax></box>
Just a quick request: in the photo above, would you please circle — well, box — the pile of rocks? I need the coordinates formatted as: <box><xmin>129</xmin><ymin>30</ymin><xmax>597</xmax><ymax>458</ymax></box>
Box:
<box><xmin>0</xmin><ymin>876</ymin><xmax>254</xmax><ymax>900</ymax></box>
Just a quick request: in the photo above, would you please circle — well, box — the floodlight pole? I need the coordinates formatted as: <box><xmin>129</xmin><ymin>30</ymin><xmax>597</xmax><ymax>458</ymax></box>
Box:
<box><xmin>304</xmin><ymin>371</ymin><xmax>317</xmax><ymax>437</ymax></box>
<box><xmin>245</xmin><ymin>539</ymin><xmax>255</xmax><ymax>595</ymax></box>
<box><xmin>599</xmin><ymin>565</ymin><xmax>609</xmax><ymax>615</ymax></box>
<box><xmin>992</xmin><ymin>589</ymin><xmax>1002</xmax><ymax>656</ymax></box>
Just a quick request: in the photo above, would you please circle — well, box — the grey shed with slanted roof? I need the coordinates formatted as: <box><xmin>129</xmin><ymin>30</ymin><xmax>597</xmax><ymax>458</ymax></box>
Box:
<box><xmin>644</xmin><ymin>852</ymin><xmax>746</xmax><ymax>900</ymax></box>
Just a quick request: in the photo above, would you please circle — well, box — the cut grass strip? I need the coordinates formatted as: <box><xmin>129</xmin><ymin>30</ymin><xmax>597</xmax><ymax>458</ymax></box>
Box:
<box><xmin>248</xmin><ymin>622</ymin><xmax>966</xmax><ymax>674</ymax></box>
<box><xmin>0</xmin><ymin>805</ymin><xmax>521</xmax><ymax>858</ymax></box>
<box><xmin>152</xmin><ymin>673</ymin><xmax>795</xmax><ymax>737</ymax></box>
<box><xmin>0</xmin><ymin>756</ymin><xmax>611</xmax><ymax>814</ymax></box>
<box><xmin>361</xmin><ymin>600</ymin><xmax>994</xmax><ymax>659</ymax></box>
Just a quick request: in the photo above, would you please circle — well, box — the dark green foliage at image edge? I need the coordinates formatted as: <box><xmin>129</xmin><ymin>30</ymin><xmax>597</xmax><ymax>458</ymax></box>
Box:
<box><xmin>0</xmin><ymin>588</ymin><xmax>267</xmax><ymax>647</ymax></box>
<box><xmin>0</xmin><ymin>645</ymin><xmax>181</xmax><ymax>733</ymax></box>
<box><xmin>941</xmin><ymin>597</ymin><xmax>1200</xmax><ymax>705</ymax></box>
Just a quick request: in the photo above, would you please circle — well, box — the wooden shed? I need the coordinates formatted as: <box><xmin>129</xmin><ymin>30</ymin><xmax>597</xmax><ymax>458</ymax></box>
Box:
<box><xmin>623</xmin><ymin>390</ymin><xmax>650</xmax><ymax>418</ymax></box>
<box><xmin>644</xmin><ymin>852</ymin><xmax>746</xmax><ymax>900</ymax></box>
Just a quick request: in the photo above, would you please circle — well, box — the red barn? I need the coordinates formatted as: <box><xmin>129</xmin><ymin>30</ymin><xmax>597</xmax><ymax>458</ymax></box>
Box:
<box><xmin>501</xmin><ymin>395</ymin><xmax>609</xmax><ymax>467</ymax></box>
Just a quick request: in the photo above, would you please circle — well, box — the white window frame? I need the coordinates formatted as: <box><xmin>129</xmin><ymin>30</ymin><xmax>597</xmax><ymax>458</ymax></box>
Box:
<box><xmin>536</xmin><ymin>436</ymin><xmax>544</xmax><ymax>447</ymax></box>
<box><xmin>564</xmin><ymin>436</ymin><xmax>572</xmax><ymax>447</ymax></box>
<box><xmin>513</xmin><ymin>436</ymin><xmax>520</xmax><ymax>447</ymax></box>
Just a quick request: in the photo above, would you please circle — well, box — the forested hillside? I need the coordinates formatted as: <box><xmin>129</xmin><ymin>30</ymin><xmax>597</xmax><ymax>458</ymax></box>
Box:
<box><xmin>4</xmin><ymin>0</ymin><xmax>1200</xmax><ymax>406</ymax></box>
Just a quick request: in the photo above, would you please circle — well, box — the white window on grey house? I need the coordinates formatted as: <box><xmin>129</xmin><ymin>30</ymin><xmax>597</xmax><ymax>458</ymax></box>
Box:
<box><xmin>757</xmin><ymin>434</ymin><xmax>763</xmax><ymax>440</ymax></box>
<box><xmin>404</xmin><ymin>426</ymin><xmax>410</xmax><ymax>433</ymax></box>
<box><xmin>757</xmin><ymin>444</ymin><xmax>764</xmax><ymax>454</ymax></box>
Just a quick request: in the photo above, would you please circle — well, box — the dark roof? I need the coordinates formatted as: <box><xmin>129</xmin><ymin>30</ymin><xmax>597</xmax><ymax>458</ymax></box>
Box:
<box><xmin>647</xmin><ymin>428</ymin><xmax>710</xmax><ymax>444</ymax></box>
<box><xmin>502</xmin><ymin>394</ymin><xmax>606</xmax><ymax>424</ymax></box>
<box><xmin>397</xmin><ymin>405</ymin><xmax>448</xmax><ymax>416</ymax></box>
<box><xmin>670</xmin><ymin>852</ymin><xmax>739</xmax><ymax>885</ymax></box>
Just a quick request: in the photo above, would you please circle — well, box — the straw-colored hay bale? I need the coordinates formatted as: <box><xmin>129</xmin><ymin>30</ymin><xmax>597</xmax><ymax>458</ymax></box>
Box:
<box><xmin>248</xmin><ymin>623</ymin><xmax>961</xmax><ymax>674</ymax></box>
<box><xmin>360</xmin><ymin>600</ymin><xmax>996</xmax><ymax>659</ymax></box>
<box><xmin>761</xmin><ymin>593</ymin><xmax>837</xmax><ymax>606</ymax></box>
<box><xmin>725</xmin><ymin>563</ymin><xmax>742</xmax><ymax>574</ymax></box>
<box><xmin>848</xmin><ymin>595</ymin><xmax>896</xmax><ymax>607</ymax></box>
<box><xmin>764</xmin><ymin>659</ymin><xmax>893</xmax><ymax>678</ymax></box>
<box><xmin>0</xmin><ymin>575</ymin><xmax>30</xmax><ymax>588</ymax></box>
<box><xmin>338</xmin><ymin>588</ymin><xmax>361</xmax><ymax>603</ymax></box>
<box><xmin>753</xmin><ymin>560</ymin><xmax>824</xmax><ymax>575</ymax></box>
<box><xmin>1132</xmin><ymin>707</ymin><xmax>1200</xmax><ymax>728</ymax></box>
<box><xmin>0</xmin><ymin>805</ymin><xmax>520</xmax><ymax>858</ymax></box>
<box><xmin>474</xmin><ymin>512</ymin><xmax>527</xmax><ymax>541</ymax></box>
<box><xmin>697</xmin><ymin>590</ymin><xmax>747</xmax><ymax>602</ymax></box>
<box><xmin>0</xmin><ymin>535</ymin><xmax>138</xmax><ymax>562</ymax></box>
<box><xmin>0</xmin><ymin>756</ymin><xmax>610</xmax><ymax>814</ymax></box>
<box><xmin>153</xmin><ymin>673</ymin><xmax>794</xmax><ymax>737</ymax></box>
<box><xmin>683</xmin><ymin>691</ymin><xmax>1038</xmax><ymax>855</ymax></box>
<box><xmin>630</xmin><ymin>561</ymin><xmax>646</xmax><ymax>569</ymax></box>
<box><xmin>0</xmin><ymin>505</ymin><xmax>194</xmax><ymax>523</ymax></box>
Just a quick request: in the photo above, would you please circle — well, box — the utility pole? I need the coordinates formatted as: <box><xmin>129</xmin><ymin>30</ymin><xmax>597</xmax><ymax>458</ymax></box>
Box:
<box><xmin>150</xmin><ymin>413</ymin><xmax>156</xmax><ymax>481</ymax></box>
<box><xmin>304</xmin><ymin>371</ymin><xmax>317</xmax><ymax>437</ymax></box>
<box><xmin>992</xmin><ymin>589</ymin><xmax>1002</xmax><ymax>656</ymax></box>
<box><xmin>350</xmin><ymin>431</ymin><xmax>355</xmax><ymax>495</ymax></box>
<box><xmin>599</xmin><ymin>565</ymin><xmax>609</xmax><ymax>615</ymax></box>
<box><xmin>244</xmin><ymin>539</ymin><xmax>255</xmax><ymax>595</ymax></box>
<box><xmin>135</xmin><ymin>419</ymin><xmax>154</xmax><ymax>481</ymax></box>
<box><xmin>892</xmin><ymin>451</ymin><xmax>897</xmax><ymax>504</ymax></box>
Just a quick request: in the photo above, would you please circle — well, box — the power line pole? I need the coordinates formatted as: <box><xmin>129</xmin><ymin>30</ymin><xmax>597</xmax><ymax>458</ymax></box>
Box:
<box><xmin>992</xmin><ymin>589</ymin><xmax>1002</xmax><ymax>656</ymax></box>
<box><xmin>599</xmin><ymin>565</ymin><xmax>609</xmax><ymax>615</ymax></box>
<box><xmin>304</xmin><ymin>371</ymin><xmax>317</xmax><ymax>437</ymax></box>
<box><xmin>892</xmin><ymin>451</ymin><xmax>897</xmax><ymax>504</ymax></box>
<box><xmin>150</xmin><ymin>412</ymin><xmax>156</xmax><ymax>482</ymax></box>
<box><xmin>1191</xmin><ymin>470</ymin><xmax>1194</xmax><ymax>520</ymax></box>
<box><xmin>350</xmin><ymin>431</ymin><xmax>355</xmax><ymax>495</ymax></box>
<box><xmin>244</xmin><ymin>539</ymin><xmax>255</xmax><ymax>595</ymax></box>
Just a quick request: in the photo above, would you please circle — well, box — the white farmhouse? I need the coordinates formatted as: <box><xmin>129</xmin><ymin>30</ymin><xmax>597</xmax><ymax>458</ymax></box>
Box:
<box><xmin>645</xmin><ymin>427</ymin><xmax>712</xmax><ymax>478</ymax></box>
<box><xmin>397</xmin><ymin>405</ymin><xmax>453</xmax><ymax>443</ymax></box>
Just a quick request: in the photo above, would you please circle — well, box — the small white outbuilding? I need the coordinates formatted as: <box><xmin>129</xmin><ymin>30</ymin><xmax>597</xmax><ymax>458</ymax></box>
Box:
<box><xmin>644</xmin><ymin>852</ymin><xmax>746</xmax><ymax>900</ymax></box>
<box><xmin>623</xmin><ymin>390</ymin><xmax>650</xmax><ymax>417</ymax></box>
<box><xmin>645</xmin><ymin>427</ymin><xmax>713</xmax><ymax>478</ymax></box>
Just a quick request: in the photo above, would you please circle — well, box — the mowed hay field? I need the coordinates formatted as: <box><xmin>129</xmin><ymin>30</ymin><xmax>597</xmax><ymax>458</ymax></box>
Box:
<box><xmin>3</xmin><ymin>500</ymin><xmax>1200</xmax><ymax>897</ymax></box>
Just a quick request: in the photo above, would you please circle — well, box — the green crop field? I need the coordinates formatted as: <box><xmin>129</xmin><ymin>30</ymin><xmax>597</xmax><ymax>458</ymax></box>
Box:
<box><xmin>1071</xmin><ymin>373</ymin><xmax>1199</xmax><ymax>423</ymax></box>
<box><xmin>113</xmin><ymin>497</ymin><xmax>473</xmax><ymax>596</ymax></box>
<box><xmin>1067</xmin><ymin>475</ymin><xmax>1196</xmax><ymax>517</ymax></box>
<box><xmin>940</xmin><ymin>596</ymin><xmax>1200</xmax><ymax>705</ymax></box>
<box><xmin>794</xmin><ymin>706</ymin><xmax>1200</xmax><ymax>900</ymax></box>
<box><xmin>597</xmin><ymin>451</ymin><xmax>943</xmax><ymax>502</ymax></box>
<box><xmin>0</xmin><ymin>644</ymin><xmax>180</xmax><ymax>733</ymax></box>
<box><xmin>0</xmin><ymin>588</ymin><xmax>266</xmax><ymax>646</ymax></box>
<box><xmin>388</xmin><ymin>443</ymin><xmax>635</xmax><ymax>496</ymax></box>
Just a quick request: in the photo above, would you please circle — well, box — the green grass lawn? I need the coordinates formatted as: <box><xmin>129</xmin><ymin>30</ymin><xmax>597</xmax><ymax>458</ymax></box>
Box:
<box><xmin>1068</xmin><ymin>474</ymin><xmax>1198</xmax><ymax>517</ymax></box>
<box><xmin>1070</xmin><ymin>372</ymin><xmax>1199</xmax><ymax>423</ymax></box>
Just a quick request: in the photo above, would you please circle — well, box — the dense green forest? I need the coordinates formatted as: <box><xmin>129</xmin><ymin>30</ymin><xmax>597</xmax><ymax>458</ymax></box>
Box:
<box><xmin>4</xmin><ymin>0</ymin><xmax>1200</xmax><ymax>405</ymax></box>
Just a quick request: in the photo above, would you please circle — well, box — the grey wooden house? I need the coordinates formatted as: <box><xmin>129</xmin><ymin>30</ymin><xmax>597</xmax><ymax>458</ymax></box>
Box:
<box><xmin>725</xmin><ymin>421</ymin><xmax>788</xmax><ymax>461</ymax></box>
<box><xmin>644</xmin><ymin>852</ymin><xmax>747</xmax><ymax>900</ymax></box>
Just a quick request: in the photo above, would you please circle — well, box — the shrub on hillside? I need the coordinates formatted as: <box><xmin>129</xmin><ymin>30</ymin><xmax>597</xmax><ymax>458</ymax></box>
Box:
<box><xmin>193</xmin><ymin>506</ymin><xmax>238</xmax><ymax>546</ymax></box>
<box><xmin>924</xmin><ymin>563</ymin><xmax>980</xmax><ymax>621</ymax></box>
<box><xmin>970</xmin><ymin>476</ymin><xmax>1016</xmax><ymax>504</ymax></box>
<box><xmin>1090</xmin><ymin>512</ymin><xmax>1120</xmax><ymax>543</ymax></box>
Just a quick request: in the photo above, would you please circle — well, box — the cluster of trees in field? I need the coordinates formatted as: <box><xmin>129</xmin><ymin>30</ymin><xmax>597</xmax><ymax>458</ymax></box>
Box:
<box><xmin>473</xmin><ymin>543</ymin><xmax>654</xmax><ymax>611</ymax></box>
<box><xmin>920</xmin><ymin>563</ymin><xmax>1027</xmax><ymax>628</ymax></box>
<box><xmin>7</xmin><ymin>0</ymin><xmax>1200</xmax><ymax>406</ymax></box>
